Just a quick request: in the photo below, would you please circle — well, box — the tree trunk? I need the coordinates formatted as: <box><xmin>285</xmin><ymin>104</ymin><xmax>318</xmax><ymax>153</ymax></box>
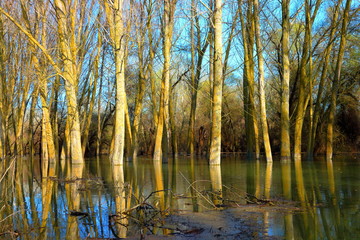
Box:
<box><xmin>294</xmin><ymin>0</ymin><xmax>312</xmax><ymax>160</ymax></box>
<box><xmin>253</xmin><ymin>0</ymin><xmax>272</xmax><ymax>162</ymax></box>
<box><xmin>280</xmin><ymin>0</ymin><xmax>291</xmax><ymax>160</ymax></box>
<box><xmin>153</xmin><ymin>0</ymin><xmax>177</xmax><ymax>162</ymax></box>
<box><xmin>169</xmin><ymin>86</ymin><xmax>178</xmax><ymax>159</ymax></box>
<box><xmin>55</xmin><ymin>0</ymin><xmax>84</xmax><ymax>164</ymax></box>
<box><xmin>308</xmin><ymin>1</ymin><xmax>340</xmax><ymax>157</ymax></box>
<box><xmin>188</xmin><ymin>3</ymin><xmax>209</xmax><ymax>156</ymax></box>
<box><xmin>239</xmin><ymin>0</ymin><xmax>259</xmax><ymax>160</ymax></box>
<box><xmin>326</xmin><ymin>0</ymin><xmax>351</xmax><ymax>160</ymax></box>
<box><xmin>132</xmin><ymin>4</ymin><xmax>146</xmax><ymax>160</ymax></box>
<box><xmin>104</xmin><ymin>0</ymin><xmax>127</xmax><ymax>165</ymax></box>
<box><xmin>209</xmin><ymin>0</ymin><xmax>223</xmax><ymax>165</ymax></box>
<box><xmin>188</xmin><ymin>0</ymin><xmax>196</xmax><ymax>156</ymax></box>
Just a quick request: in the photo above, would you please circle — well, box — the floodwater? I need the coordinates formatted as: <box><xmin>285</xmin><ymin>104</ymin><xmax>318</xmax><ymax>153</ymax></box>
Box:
<box><xmin>0</xmin><ymin>155</ymin><xmax>359</xmax><ymax>239</ymax></box>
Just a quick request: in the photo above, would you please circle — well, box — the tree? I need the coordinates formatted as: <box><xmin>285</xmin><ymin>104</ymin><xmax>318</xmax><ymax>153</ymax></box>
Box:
<box><xmin>187</xmin><ymin>0</ymin><xmax>209</xmax><ymax>156</ymax></box>
<box><xmin>326</xmin><ymin>0</ymin><xmax>352</xmax><ymax>160</ymax></box>
<box><xmin>307</xmin><ymin>1</ymin><xmax>341</xmax><ymax>158</ymax></box>
<box><xmin>239</xmin><ymin>0</ymin><xmax>260</xmax><ymax>160</ymax></box>
<box><xmin>104</xmin><ymin>0</ymin><xmax>127</xmax><ymax>165</ymax></box>
<box><xmin>280</xmin><ymin>0</ymin><xmax>291</xmax><ymax>160</ymax></box>
<box><xmin>131</xmin><ymin>2</ymin><xmax>147</xmax><ymax>161</ymax></box>
<box><xmin>253</xmin><ymin>0</ymin><xmax>272</xmax><ymax>162</ymax></box>
<box><xmin>293</xmin><ymin>0</ymin><xmax>320</xmax><ymax>160</ymax></box>
<box><xmin>209</xmin><ymin>0</ymin><xmax>223</xmax><ymax>165</ymax></box>
<box><xmin>153</xmin><ymin>0</ymin><xmax>177</xmax><ymax>162</ymax></box>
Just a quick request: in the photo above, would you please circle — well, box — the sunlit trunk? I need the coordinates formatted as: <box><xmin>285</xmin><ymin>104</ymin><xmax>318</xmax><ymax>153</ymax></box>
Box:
<box><xmin>104</xmin><ymin>0</ymin><xmax>126</xmax><ymax>165</ymax></box>
<box><xmin>23</xmin><ymin>0</ymin><xmax>57</xmax><ymax>164</ymax></box>
<box><xmin>209</xmin><ymin>0</ymin><xmax>223</xmax><ymax>165</ymax></box>
<box><xmin>280</xmin><ymin>0</ymin><xmax>291</xmax><ymax>160</ymax></box>
<box><xmin>41</xmin><ymin>119</ymin><xmax>49</xmax><ymax>175</ymax></box>
<box><xmin>14</xmin><ymin>77</ymin><xmax>30</xmax><ymax>157</ymax></box>
<box><xmin>154</xmin><ymin>161</ymin><xmax>165</xmax><ymax>211</ymax></box>
<box><xmin>153</xmin><ymin>0</ymin><xmax>176</xmax><ymax>162</ymax></box>
<box><xmin>55</xmin><ymin>0</ymin><xmax>83</xmax><ymax>164</ymax></box>
<box><xmin>210</xmin><ymin>165</ymin><xmax>222</xmax><ymax>207</ymax></box>
<box><xmin>253</xmin><ymin>0</ymin><xmax>272</xmax><ymax>162</ymax></box>
<box><xmin>264</xmin><ymin>162</ymin><xmax>272</xmax><ymax>199</ymax></box>
<box><xmin>132</xmin><ymin>6</ymin><xmax>146</xmax><ymax>160</ymax></box>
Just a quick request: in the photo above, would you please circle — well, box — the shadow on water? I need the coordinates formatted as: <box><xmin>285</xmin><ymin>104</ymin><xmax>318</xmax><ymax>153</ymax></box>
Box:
<box><xmin>0</xmin><ymin>155</ymin><xmax>359</xmax><ymax>239</ymax></box>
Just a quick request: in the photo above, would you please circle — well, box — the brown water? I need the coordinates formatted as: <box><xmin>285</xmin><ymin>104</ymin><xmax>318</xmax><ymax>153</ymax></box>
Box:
<box><xmin>0</xmin><ymin>155</ymin><xmax>359</xmax><ymax>239</ymax></box>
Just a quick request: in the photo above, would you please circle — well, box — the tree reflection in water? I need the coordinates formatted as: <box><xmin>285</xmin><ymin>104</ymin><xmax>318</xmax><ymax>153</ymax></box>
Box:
<box><xmin>0</xmin><ymin>156</ymin><xmax>359</xmax><ymax>239</ymax></box>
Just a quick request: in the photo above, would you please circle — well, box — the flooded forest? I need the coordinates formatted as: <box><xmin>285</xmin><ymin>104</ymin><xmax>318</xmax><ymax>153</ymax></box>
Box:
<box><xmin>0</xmin><ymin>0</ymin><xmax>359</xmax><ymax>239</ymax></box>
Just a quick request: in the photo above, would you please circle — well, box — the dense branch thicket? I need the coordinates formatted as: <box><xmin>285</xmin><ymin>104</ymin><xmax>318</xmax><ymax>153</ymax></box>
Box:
<box><xmin>0</xmin><ymin>0</ymin><xmax>358</xmax><ymax>164</ymax></box>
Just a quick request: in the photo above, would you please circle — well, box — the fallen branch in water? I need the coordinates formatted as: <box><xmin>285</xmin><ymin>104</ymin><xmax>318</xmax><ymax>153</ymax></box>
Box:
<box><xmin>109</xmin><ymin>189</ymin><xmax>172</xmax><ymax>239</ymax></box>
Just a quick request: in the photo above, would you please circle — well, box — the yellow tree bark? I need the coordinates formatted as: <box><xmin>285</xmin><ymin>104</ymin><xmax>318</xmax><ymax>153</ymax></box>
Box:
<box><xmin>0</xmin><ymin>4</ymin><xmax>84</xmax><ymax>163</ymax></box>
<box><xmin>280</xmin><ymin>0</ymin><xmax>291</xmax><ymax>160</ymax></box>
<box><xmin>54</xmin><ymin>0</ymin><xmax>83</xmax><ymax>164</ymax></box>
<box><xmin>153</xmin><ymin>0</ymin><xmax>177</xmax><ymax>162</ymax></box>
<box><xmin>21</xmin><ymin>0</ymin><xmax>56</xmax><ymax>164</ymax></box>
<box><xmin>209</xmin><ymin>0</ymin><xmax>223</xmax><ymax>165</ymax></box>
<box><xmin>104</xmin><ymin>0</ymin><xmax>127</xmax><ymax>165</ymax></box>
<box><xmin>253</xmin><ymin>0</ymin><xmax>272</xmax><ymax>162</ymax></box>
<box><xmin>132</xmin><ymin>3</ymin><xmax>147</xmax><ymax>160</ymax></box>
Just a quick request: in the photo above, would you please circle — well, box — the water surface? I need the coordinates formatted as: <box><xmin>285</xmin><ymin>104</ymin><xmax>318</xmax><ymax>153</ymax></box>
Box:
<box><xmin>0</xmin><ymin>155</ymin><xmax>359</xmax><ymax>239</ymax></box>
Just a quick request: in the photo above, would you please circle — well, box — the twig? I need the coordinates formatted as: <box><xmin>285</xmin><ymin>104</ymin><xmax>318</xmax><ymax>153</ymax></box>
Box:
<box><xmin>179</xmin><ymin>171</ymin><xmax>217</xmax><ymax>209</ymax></box>
<box><xmin>0</xmin><ymin>157</ymin><xmax>16</xmax><ymax>184</ymax></box>
<box><xmin>0</xmin><ymin>210</ymin><xmax>22</xmax><ymax>223</ymax></box>
<box><xmin>143</xmin><ymin>189</ymin><xmax>171</xmax><ymax>202</ymax></box>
